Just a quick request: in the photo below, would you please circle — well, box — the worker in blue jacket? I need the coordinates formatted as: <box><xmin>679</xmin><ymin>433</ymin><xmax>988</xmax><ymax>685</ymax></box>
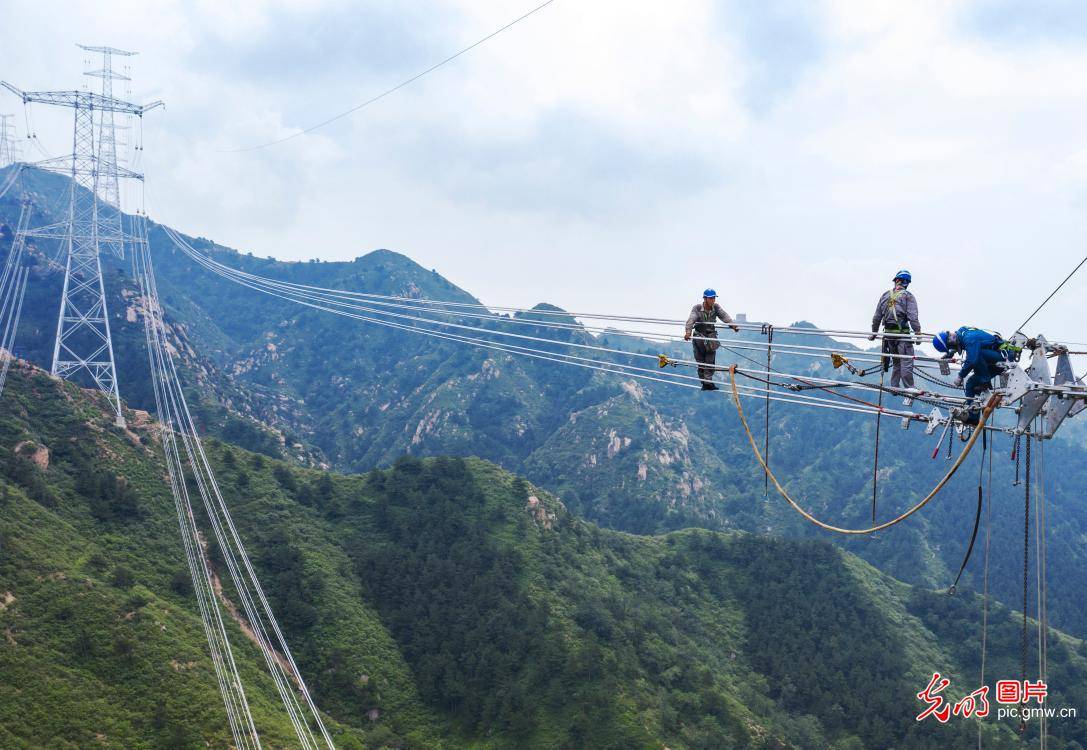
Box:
<box><xmin>932</xmin><ymin>327</ymin><xmax>1011</xmax><ymax>422</ymax></box>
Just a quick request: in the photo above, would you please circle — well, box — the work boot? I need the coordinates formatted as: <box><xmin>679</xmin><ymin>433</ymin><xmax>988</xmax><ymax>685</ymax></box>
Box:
<box><xmin>962</xmin><ymin>409</ymin><xmax>980</xmax><ymax>427</ymax></box>
<box><xmin>701</xmin><ymin>382</ymin><xmax>718</xmax><ymax>391</ymax></box>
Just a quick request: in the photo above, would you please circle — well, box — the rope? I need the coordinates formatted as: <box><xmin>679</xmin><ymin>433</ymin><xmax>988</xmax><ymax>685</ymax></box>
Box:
<box><xmin>948</xmin><ymin>431</ymin><xmax>986</xmax><ymax>595</ymax></box>
<box><xmin>728</xmin><ymin>365</ymin><xmax>1000</xmax><ymax>535</ymax></box>
<box><xmin>872</xmin><ymin>355</ymin><xmax>886</xmax><ymax>524</ymax></box>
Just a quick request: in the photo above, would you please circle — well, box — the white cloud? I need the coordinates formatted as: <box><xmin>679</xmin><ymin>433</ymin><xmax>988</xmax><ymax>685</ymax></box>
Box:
<box><xmin>4</xmin><ymin>0</ymin><xmax>1087</xmax><ymax>353</ymax></box>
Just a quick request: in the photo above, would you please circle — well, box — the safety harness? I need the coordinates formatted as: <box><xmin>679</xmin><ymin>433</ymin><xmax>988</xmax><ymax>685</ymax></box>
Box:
<box><xmin>693</xmin><ymin>306</ymin><xmax>722</xmax><ymax>351</ymax></box>
<box><xmin>881</xmin><ymin>285</ymin><xmax>911</xmax><ymax>332</ymax></box>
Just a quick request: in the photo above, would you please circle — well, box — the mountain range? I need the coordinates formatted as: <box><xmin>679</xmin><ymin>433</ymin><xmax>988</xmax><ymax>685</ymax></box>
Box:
<box><xmin>3</xmin><ymin>362</ymin><xmax>1084</xmax><ymax>748</ymax></box>
<box><xmin>1</xmin><ymin>164</ymin><xmax>1086</xmax><ymax>747</ymax></box>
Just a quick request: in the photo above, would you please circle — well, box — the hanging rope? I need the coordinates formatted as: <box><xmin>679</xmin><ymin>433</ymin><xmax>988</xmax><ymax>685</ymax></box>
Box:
<box><xmin>728</xmin><ymin>365</ymin><xmax>1000</xmax><ymax>535</ymax></box>
<box><xmin>872</xmin><ymin>345</ymin><xmax>888</xmax><ymax>524</ymax></box>
<box><xmin>948</xmin><ymin>430</ymin><xmax>987</xmax><ymax>595</ymax></box>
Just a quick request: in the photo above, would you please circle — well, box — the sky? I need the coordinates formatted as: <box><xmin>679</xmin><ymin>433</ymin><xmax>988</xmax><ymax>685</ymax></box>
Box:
<box><xmin>4</xmin><ymin>0</ymin><xmax>1087</xmax><ymax>352</ymax></box>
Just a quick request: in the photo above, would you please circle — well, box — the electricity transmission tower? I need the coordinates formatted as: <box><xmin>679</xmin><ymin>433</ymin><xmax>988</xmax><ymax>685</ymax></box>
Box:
<box><xmin>0</xmin><ymin>114</ymin><xmax>17</xmax><ymax>167</ymax></box>
<box><xmin>1</xmin><ymin>46</ymin><xmax>162</xmax><ymax>426</ymax></box>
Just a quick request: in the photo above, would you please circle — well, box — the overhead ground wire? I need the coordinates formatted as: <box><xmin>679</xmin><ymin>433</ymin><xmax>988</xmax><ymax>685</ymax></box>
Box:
<box><xmin>225</xmin><ymin>0</ymin><xmax>559</xmax><ymax>152</ymax></box>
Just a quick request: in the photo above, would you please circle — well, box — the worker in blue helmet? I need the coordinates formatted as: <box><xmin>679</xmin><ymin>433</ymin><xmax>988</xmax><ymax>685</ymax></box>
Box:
<box><xmin>932</xmin><ymin>327</ymin><xmax>1014</xmax><ymax>424</ymax></box>
<box><xmin>684</xmin><ymin>288</ymin><xmax>740</xmax><ymax>390</ymax></box>
<box><xmin>868</xmin><ymin>269</ymin><xmax>922</xmax><ymax>391</ymax></box>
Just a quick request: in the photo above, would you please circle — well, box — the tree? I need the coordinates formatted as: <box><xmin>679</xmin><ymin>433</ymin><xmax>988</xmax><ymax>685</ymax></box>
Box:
<box><xmin>111</xmin><ymin>565</ymin><xmax>135</xmax><ymax>588</ymax></box>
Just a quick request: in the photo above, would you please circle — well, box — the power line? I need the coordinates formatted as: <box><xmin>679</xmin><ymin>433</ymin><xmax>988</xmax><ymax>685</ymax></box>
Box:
<box><xmin>166</xmin><ymin>228</ymin><xmax>1019</xmax><ymax>425</ymax></box>
<box><xmin>156</xmin><ymin>230</ymin><xmax>1087</xmax><ymax>357</ymax></box>
<box><xmin>165</xmin><ymin>232</ymin><xmax>957</xmax><ymax>370</ymax></box>
<box><xmin>165</xmin><ymin>226</ymin><xmax>992</xmax><ymax>424</ymax></box>
<box><xmin>170</xmin><ymin>228</ymin><xmax>968</xmax><ymax>399</ymax></box>
<box><xmin>134</xmin><ymin>215</ymin><xmax>335</xmax><ymax>748</ymax></box>
<box><xmin>1017</xmin><ymin>253</ymin><xmax>1087</xmax><ymax>333</ymax></box>
<box><xmin>223</xmin><ymin>0</ymin><xmax>558</xmax><ymax>153</ymax></box>
<box><xmin>156</xmin><ymin>224</ymin><xmax>1083</xmax><ymax>350</ymax></box>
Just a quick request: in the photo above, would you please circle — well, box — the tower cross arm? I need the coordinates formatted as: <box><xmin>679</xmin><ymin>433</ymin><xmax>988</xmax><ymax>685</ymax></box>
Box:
<box><xmin>0</xmin><ymin>82</ymin><xmax>163</xmax><ymax>115</ymax></box>
<box><xmin>77</xmin><ymin>44</ymin><xmax>138</xmax><ymax>56</ymax></box>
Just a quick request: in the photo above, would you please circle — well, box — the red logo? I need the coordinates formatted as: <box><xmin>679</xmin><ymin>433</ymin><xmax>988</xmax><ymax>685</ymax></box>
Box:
<box><xmin>952</xmin><ymin>686</ymin><xmax>990</xmax><ymax>718</ymax></box>
<box><xmin>916</xmin><ymin>672</ymin><xmax>952</xmax><ymax>723</ymax></box>
<box><xmin>917</xmin><ymin>674</ymin><xmax>1047</xmax><ymax>722</ymax></box>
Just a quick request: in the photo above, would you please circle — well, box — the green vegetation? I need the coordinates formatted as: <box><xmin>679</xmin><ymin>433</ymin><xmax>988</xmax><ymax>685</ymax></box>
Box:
<box><xmin>5</xmin><ymin>165</ymin><xmax>1087</xmax><ymax>648</ymax></box>
<box><xmin>0</xmin><ymin>364</ymin><xmax>1083</xmax><ymax>748</ymax></box>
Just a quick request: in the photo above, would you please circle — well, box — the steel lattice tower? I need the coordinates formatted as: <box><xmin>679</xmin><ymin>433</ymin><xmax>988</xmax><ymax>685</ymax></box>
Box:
<box><xmin>0</xmin><ymin>114</ymin><xmax>17</xmax><ymax>167</ymax></box>
<box><xmin>1</xmin><ymin>47</ymin><xmax>162</xmax><ymax>426</ymax></box>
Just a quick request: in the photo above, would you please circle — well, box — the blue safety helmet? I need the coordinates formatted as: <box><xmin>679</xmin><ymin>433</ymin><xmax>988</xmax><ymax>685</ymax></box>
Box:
<box><xmin>893</xmin><ymin>269</ymin><xmax>912</xmax><ymax>284</ymax></box>
<box><xmin>932</xmin><ymin>331</ymin><xmax>951</xmax><ymax>354</ymax></box>
<box><xmin>703</xmin><ymin>288</ymin><xmax>717</xmax><ymax>298</ymax></box>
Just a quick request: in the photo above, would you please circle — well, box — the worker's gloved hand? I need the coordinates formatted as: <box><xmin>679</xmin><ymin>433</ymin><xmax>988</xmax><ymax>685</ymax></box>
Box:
<box><xmin>683</xmin><ymin>333</ymin><xmax>691</xmax><ymax>341</ymax></box>
<box><xmin>730</xmin><ymin>325</ymin><xmax>740</xmax><ymax>333</ymax></box>
<box><xmin>868</xmin><ymin>334</ymin><xmax>877</xmax><ymax>341</ymax></box>
<box><xmin>953</xmin><ymin>376</ymin><xmax>964</xmax><ymax>388</ymax></box>
<box><xmin>916</xmin><ymin>336</ymin><xmax>925</xmax><ymax>345</ymax></box>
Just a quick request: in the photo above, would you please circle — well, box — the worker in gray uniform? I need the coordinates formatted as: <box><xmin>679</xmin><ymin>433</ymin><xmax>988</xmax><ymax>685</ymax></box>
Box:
<box><xmin>684</xmin><ymin>289</ymin><xmax>740</xmax><ymax>390</ymax></box>
<box><xmin>868</xmin><ymin>269</ymin><xmax>922</xmax><ymax>390</ymax></box>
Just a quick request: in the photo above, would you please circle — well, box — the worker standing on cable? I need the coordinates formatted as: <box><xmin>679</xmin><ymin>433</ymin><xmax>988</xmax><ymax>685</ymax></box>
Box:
<box><xmin>684</xmin><ymin>289</ymin><xmax>740</xmax><ymax>390</ymax></box>
<box><xmin>868</xmin><ymin>270</ymin><xmax>922</xmax><ymax>391</ymax></box>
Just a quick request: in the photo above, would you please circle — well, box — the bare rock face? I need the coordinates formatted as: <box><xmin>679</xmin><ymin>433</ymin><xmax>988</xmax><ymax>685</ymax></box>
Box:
<box><xmin>525</xmin><ymin>495</ymin><xmax>557</xmax><ymax>530</ymax></box>
<box><xmin>14</xmin><ymin>440</ymin><xmax>49</xmax><ymax>470</ymax></box>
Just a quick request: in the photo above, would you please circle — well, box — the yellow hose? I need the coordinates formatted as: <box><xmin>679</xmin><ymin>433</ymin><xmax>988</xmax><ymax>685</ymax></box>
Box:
<box><xmin>727</xmin><ymin>365</ymin><xmax>1000</xmax><ymax>535</ymax></box>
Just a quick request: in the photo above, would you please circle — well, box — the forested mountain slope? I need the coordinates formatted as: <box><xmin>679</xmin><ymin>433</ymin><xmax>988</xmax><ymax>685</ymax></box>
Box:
<box><xmin>2</xmin><ymin>164</ymin><xmax>1086</xmax><ymax>647</ymax></box>
<box><xmin>2</xmin><ymin>365</ymin><xmax>1084</xmax><ymax>748</ymax></box>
